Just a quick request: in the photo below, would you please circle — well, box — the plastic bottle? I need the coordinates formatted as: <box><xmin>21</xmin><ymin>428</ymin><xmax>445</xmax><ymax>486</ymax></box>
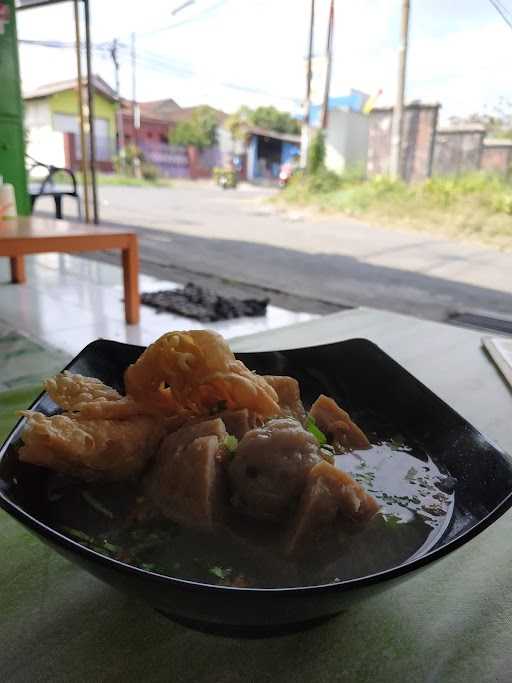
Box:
<box><xmin>0</xmin><ymin>177</ymin><xmax>17</xmax><ymax>219</ymax></box>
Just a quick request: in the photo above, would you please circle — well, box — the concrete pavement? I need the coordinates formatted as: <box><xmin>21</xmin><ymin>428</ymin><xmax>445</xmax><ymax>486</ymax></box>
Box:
<box><xmin>35</xmin><ymin>182</ymin><xmax>512</xmax><ymax>324</ymax></box>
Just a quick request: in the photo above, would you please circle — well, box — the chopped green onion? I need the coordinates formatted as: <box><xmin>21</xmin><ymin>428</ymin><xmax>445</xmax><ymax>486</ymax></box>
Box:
<box><xmin>383</xmin><ymin>514</ymin><xmax>403</xmax><ymax>527</ymax></box>
<box><xmin>224</xmin><ymin>435</ymin><xmax>239</xmax><ymax>453</ymax></box>
<box><xmin>62</xmin><ymin>527</ymin><xmax>94</xmax><ymax>544</ymax></box>
<box><xmin>81</xmin><ymin>491</ymin><xmax>114</xmax><ymax>519</ymax></box>
<box><xmin>102</xmin><ymin>540</ymin><xmax>119</xmax><ymax>553</ymax></box>
<box><xmin>306</xmin><ymin>415</ymin><xmax>327</xmax><ymax>446</ymax></box>
<box><xmin>209</xmin><ymin>566</ymin><xmax>231</xmax><ymax>580</ymax></box>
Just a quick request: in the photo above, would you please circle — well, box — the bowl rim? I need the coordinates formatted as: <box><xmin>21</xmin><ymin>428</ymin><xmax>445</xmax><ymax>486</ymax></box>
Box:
<box><xmin>2</xmin><ymin>336</ymin><xmax>512</xmax><ymax>595</ymax></box>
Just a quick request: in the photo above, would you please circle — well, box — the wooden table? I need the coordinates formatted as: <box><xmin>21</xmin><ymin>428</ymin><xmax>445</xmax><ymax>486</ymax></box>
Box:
<box><xmin>0</xmin><ymin>216</ymin><xmax>140</xmax><ymax>324</ymax></box>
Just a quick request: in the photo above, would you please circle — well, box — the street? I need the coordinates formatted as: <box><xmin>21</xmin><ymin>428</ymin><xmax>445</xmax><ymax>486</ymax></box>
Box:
<box><xmin>36</xmin><ymin>182</ymin><xmax>512</xmax><ymax>325</ymax></box>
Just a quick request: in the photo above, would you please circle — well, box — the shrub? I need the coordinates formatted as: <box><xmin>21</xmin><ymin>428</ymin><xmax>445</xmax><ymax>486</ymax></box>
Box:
<box><xmin>306</xmin><ymin>168</ymin><xmax>341</xmax><ymax>193</ymax></box>
<box><xmin>141</xmin><ymin>162</ymin><xmax>159</xmax><ymax>182</ymax></box>
<box><xmin>212</xmin><ymin>167</ymin><xmax>237</xmax><ymax>188</ymax></box>
<box><xmin>307</xmin><ymin>131</ymin><xmax>326</xmax><ymax>175</ymax></box>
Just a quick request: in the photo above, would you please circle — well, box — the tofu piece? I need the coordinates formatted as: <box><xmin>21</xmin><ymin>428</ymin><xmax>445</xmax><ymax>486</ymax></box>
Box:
<box><xmin>286</xmin><ymin>460</ymin><xmax>379</xmax><ymax>555</ymax></box>
<box><xmin>309</xmin><ymin>395</ymin><xmax>369</xmax><ymax>450</ymax></box>
<box><xmin>264</xmin><ymin>375</ymin><xmax>307</xmax><ymax>422</ymax></box>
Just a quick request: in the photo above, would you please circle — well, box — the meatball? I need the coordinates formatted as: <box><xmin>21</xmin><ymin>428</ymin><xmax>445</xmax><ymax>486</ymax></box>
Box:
<box><xmin>228</xmin><ymin>418</ymin><xmax>321</xmax><ymax>522</ymax></box>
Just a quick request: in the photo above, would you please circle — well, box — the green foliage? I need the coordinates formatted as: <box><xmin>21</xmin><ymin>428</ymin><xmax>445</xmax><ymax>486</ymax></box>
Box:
<box><xmin>169</xmin><ymin>106</ymin><xmax>218</xmax><ymax>150</ymax></box>
<box><xmin>280</xmin><ymin>170</ymin><xmax>512</xmax><ymax>247</ymax></box>
<box><xmin>212</xmin><ymin>166</ymin><xmax>237</xmax><ymax>188</ymax></box>
<box><xmin>113</xmin><ymin>144</ymin><xmax>144</xmax><ymax>176</ymax></box>
<box><xmin>225</xmin><ymin>105</ymin><xmax>300</xmax><ymax>141</ymax></box>
<box><xmin>141</xmin><ymin>162</ymin><xmax>159</xmax><ymax>181</ymax></box>
<box><xmin>306</xmin><ymin>130</ymin><xmax>326</xmax><ymax>175</ymax></box>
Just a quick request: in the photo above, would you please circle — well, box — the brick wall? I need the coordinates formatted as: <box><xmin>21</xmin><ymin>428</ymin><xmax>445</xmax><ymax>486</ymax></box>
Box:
<box><xmin>432</xmin><ymin>127</ymin><xmax>485</xmax><ymax>175</ymax></box>
<box><xmin>480</xmin><ymin>141</ymin><xmax>512</xmax><ymax>176</ymax></box>
<box><xmin>368</xmin><ymin>103</ymin><xmax>439</xmax><ymax>181</ymax></box>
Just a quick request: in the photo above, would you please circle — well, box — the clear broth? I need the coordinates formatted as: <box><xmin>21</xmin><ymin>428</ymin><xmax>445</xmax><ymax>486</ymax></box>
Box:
<box><xmin>42</xmin><ymin>438</ymin><xmax>454</xmax><ymax>588</ymax></box>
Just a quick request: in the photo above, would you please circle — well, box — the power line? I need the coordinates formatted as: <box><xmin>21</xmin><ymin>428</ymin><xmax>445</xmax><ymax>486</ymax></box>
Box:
<box><xmin>488</xmin><ymin>0</ymin><xmax>512</xmax><ymax>31</ymax></box>
<box><xmin>136</xmin><ymin>0</ymin><xmax>227</xmax><ymax>37</ymax></box>
<box><xmin>495</xmin><ymin>0</ymin><xmax>512</xmax><ymax>20</ymax></box>
<box><xmin>19</xmin><ymin>36</ymin><xmax>300</xmax><ymax>104</ymax></box>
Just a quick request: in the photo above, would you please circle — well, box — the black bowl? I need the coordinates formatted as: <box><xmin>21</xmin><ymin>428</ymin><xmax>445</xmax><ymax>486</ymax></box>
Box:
<box><xmin>1</xmin><ymin>338</ymin><xmax>512</xmax><ymax>637</ymax></box>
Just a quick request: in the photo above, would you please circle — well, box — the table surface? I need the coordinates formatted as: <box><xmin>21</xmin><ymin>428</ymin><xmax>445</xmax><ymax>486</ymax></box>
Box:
<box><xmin>2</xmin><ymin>308</ymin><xmax>512</xmax><ymax>683</ymax></box>
<box><xmin>0</xmin><ymin>216</ymin><xmax>134</xmax><ymax>239</ymax></box>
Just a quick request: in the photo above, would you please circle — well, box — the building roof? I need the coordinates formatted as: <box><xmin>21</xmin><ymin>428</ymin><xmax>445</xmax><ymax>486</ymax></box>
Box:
<box><xmin>249</xmin><ymin>125</ymin><xmax>301</xmax><ymax>144</ymax></box>
<box><xmin>371</xmin><ymin>100</ymin><xmax>441</xmax><ymax>113</ymax></box>
<box><xmin>165</xmin><ymin>105</ymin><xmax>228</xmax><ymax>125</ymax></box>
<box><xmin>24</xmin><ymin>75</ymin><xmax>117</xmax><ymax>102</ymax></box>
<box><xmin>138</xmin><ymin>98</ymin><xmax>181</xmax><ymax>120</ymax></box>
<box><xmin>437</xmin><ymin>124</ymin><xmax>486</xmax><ymax>134</ymax></box>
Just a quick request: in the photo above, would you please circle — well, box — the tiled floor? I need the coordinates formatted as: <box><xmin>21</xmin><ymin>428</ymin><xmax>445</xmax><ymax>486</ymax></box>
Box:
<box><xmin>0</xmin><ymin>254</ymin><xmax>317</xmax><ymax>356</ymax></box>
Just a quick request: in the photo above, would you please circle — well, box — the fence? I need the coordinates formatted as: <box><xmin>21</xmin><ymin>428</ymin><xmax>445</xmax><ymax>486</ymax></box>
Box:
<box><xmin>139</xmin><ymin>142</ymin><xmax>189</xmax><ymax>177</ymax></box>
<box><xmin>368</xmin><ymin>103</ymin><xmax>440</xmax><ymax>181</ymax></box>
<box><xmin>432</xmin><ymin>127</ymin><xmax>486</xmax><ymax>176</ymax></box>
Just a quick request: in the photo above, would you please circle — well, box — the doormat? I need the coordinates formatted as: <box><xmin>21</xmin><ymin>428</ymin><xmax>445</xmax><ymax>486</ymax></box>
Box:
<box><xmin>140</xmin><ymin>283</ymin><xmax>269</xmax><ymax>322</ymax></box>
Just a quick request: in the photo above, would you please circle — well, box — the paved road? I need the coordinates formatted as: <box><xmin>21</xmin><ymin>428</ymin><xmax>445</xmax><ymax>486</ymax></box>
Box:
<box><xmin>36</xmin><ymin>182</ymin><xmax>512</xmax><ymax>325</ymax></box>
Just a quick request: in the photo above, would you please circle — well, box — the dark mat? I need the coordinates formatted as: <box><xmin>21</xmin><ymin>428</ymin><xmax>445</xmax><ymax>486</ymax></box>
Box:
<box><xmin>141</xmin><ymin>283</ymin><xmax>269</xmax><ymax>322</ymax></box>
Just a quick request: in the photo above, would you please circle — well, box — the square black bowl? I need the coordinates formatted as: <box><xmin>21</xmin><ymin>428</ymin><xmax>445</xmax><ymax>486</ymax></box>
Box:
<box><xmin>1</xmin><ymin>337</ymin><xmax>512</xmax><ymax>637</ymax></box>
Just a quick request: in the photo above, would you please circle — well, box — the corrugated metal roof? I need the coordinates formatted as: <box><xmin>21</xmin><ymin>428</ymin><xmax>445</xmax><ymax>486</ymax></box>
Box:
<box><xmin>248</xmin><ymin>126</ymin><xmax>301</xmax><ymax>143</ymax></box>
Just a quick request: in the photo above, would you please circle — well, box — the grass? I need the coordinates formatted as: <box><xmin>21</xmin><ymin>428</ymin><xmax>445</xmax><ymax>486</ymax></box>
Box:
<box><xmin>279</xmin><ymin>170</ymin><xmax>512</xmax><ymax>250</ymax></box>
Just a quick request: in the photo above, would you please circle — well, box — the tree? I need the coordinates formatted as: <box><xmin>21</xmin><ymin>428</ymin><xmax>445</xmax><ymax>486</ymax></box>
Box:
<box><xmin>169</xmin><ymin>106</ymin><xmax>218</xmax><ymax>150</ymax></box>
<box><xmin>225</xmin><ymin>105</ymin><xmax>300</xmax><ymax>142</ymax></box>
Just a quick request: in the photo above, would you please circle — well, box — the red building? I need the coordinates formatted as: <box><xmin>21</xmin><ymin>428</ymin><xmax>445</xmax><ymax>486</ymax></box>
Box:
<box><xmin>120</xmin><ymin>98</ymin><xmax>179</xmax><ymax>147</ymax></box>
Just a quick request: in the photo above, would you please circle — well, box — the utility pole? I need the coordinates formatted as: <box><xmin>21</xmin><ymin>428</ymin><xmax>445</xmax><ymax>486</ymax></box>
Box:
<box><xmin>320</xmin><ymin>0</ymin><xmax>335</xmax><ymax>131</ymax></box>
<box><xmin>301</xmin><ymin>0</ymin><xmax>315</xmax><ymax>167</ymax></box>
<box><xmin>131</xmin><ymin>32</ymin><xmax>141</xmax><ymax>178</ymax></box>
<box><xmin>389</xmin><ymin>0</ymin><xmax>410</xmax><ymax>179</ymax></box>
<box><xmin>73</xmin><ymin>0</ymin><xmax>90</xmax><ymax>223</ymax></box>
<box><xmin>110</xmin><ymin>39</ymin><xmax>125</xmax><ymax>173</ymax></box>
<box><xmin>83</xmin><ymin>0</ymin><xmax>99</xmax><ymax>224</ymax></box>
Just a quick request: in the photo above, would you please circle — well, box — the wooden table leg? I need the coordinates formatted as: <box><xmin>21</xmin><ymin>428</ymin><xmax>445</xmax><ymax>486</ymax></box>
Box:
<box><xmin>10</xmin><ymin>255</ymin><xmax>26</xmax><ymax>284</ymax></box>
<box><xmin>122</xmin><ymin>237</ymin><xmax>140</xmax><ymax>324</ymax></box>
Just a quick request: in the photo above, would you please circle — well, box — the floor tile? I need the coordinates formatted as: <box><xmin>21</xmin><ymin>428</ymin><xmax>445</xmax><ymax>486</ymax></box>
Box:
<box><xmin>0</xmin><ymin>254</ymin><xmax>318</xmax><ymax>355</ymax></box>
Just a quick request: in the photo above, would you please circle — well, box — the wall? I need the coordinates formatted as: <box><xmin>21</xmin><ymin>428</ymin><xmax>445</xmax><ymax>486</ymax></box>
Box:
<box><xmin>368</xmin><ymin>103</ymin><xmax>439</xmax><ymax>181</ymax></box>
<box><xmin>325</xmin><ymin>109</ymin><xmax>369</xmax><ymax>174</ymax></box>
<box><xmin>480</xmin><ymin>141</ymin><xmax>512</xmax><ymax>175</ymax></box>
<box><xmin>50</xmin><ymin>89</ymin><xmax>116</xmax><ymax>142</ymax></box>
<box><xmin>24</xmin><ymin>99</ymin><xmax>52</xmax><ymax>129</ymax></box>
<box><xmin>0</xmin><ymin>0</ymin><xmax>30</xmax><ymax>214</ymax></box>
<box><xmin>432</xmin><ymin>127</ymin><xmax>485</xmax><ymax>175</ymax></box>
<box><xmin>122</xmin><ymin>113</ymin><xmax>170</xmax><ymax>146</ymax></box>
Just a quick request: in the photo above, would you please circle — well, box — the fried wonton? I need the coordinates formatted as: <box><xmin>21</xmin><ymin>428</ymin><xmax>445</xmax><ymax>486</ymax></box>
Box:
<box><xmin>19</xmin><ymin>411</ymin><xmax>164</xmax><ymax>481</ymax></box>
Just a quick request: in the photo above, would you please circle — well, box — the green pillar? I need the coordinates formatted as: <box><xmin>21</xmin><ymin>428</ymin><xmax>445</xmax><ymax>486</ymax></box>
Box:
<box><xmin>0</xmin><ymin>0</ymin><xmax>30</xmax><ymax>215</ymax></box>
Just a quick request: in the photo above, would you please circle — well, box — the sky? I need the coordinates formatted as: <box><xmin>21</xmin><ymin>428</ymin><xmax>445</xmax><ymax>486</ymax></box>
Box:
<box><xmin>15</xmin><ymin>0</ymin><xmax>512</xmax><ymax>122</ymax></box>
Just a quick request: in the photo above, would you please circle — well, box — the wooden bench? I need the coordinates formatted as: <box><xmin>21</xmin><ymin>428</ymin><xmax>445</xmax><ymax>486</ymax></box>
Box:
<box><xmin>0</xmin><ymin>217</ymin><xmax>140</xmax><ymax>324</ymax></box>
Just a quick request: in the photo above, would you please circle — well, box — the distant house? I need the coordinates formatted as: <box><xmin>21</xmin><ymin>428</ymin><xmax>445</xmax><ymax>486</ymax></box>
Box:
<box><xmin>120</xmin><ymin>98</ymin><xmax>180</xmax><ymax>147</ymax></box>
<box><xmin>24</xmin><ymin>75</ymin><xmax>118</xmax><ymax>173</ymax></box>
<box><xmin>246</xmin><ymin>127</ymin><xmax>301</xmax><ymax>181</ymax></box>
